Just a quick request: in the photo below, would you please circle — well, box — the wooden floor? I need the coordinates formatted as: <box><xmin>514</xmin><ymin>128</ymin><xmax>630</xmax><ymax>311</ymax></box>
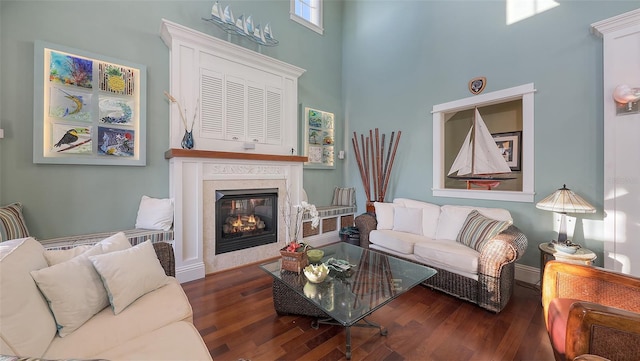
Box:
<box><xmin>182</xmin><ymin>262</ymin><xmax>555</xmax><ymax>361</ymax></box>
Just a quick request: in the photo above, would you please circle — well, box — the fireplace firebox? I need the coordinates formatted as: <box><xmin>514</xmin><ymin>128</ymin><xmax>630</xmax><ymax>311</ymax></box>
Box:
<box><xmin>215</xmin><ymin>188</ymin><xmax>278</xmax><ymax>254</ymax></box>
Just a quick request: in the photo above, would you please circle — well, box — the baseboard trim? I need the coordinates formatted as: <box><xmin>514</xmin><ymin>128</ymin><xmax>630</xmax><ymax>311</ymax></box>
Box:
<box><xmin>176</xmin><ymin>262</ymin><xmax>206</xmax><ymax>283</ymax></box>
<box><xmin>515</xmin><ymin>263</ymin><xmax>540</xmax><ymax>287</ymax></box>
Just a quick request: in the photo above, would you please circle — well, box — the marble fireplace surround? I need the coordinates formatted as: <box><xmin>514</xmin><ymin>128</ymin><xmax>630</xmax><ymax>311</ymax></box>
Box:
<box><xmin>167</xmin><ymin>149</ymin><xmax>306</xmax><ymax>283</ymax></box>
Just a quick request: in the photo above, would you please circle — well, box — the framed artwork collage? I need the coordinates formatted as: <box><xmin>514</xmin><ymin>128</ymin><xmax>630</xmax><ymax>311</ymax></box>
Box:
<box><xmin>33</xmin><ymin>41</ymin><xmax>146</xmax><ymax>166</ymax></box>
<box><xmin>303</xmin><ymin>107</ymin><xmax>335</xmax><ymax>169</ymax></box>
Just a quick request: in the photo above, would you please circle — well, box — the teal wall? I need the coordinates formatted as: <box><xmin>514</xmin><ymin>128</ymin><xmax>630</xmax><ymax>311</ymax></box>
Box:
<box><xmin>342</xmin><ymin>1</ymin><xmax>639</xmax><ymax>268</ymax></box>
<box><xmin>2</xmin><ymin>1</ymin><xmax>639</xmax><ymax>269</ymax></box>
<box><xmin>0</xmin><ymin>1</ymin><xmax>344</xmax><ymax>238</ymax></box>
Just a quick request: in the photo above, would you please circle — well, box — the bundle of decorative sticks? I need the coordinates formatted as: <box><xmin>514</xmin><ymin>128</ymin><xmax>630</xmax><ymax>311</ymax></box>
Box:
<box><xmin>351</xmin><ymin>128</ymin><xmax>402</xmax><ymax>205</ymax></box>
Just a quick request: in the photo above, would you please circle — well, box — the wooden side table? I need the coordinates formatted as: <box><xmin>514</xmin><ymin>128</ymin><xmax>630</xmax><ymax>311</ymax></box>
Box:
<box><xmin>538</xmin><ymin>242</ymin><xmax>597</xmax><ymax>287</ymax></box>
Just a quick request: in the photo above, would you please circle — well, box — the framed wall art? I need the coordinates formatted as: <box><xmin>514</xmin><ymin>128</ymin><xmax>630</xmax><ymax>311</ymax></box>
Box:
<box><xmin>492</xmin><ymin>131</ymin><xmax>522</xmax><ymax>171</ymax></box>
<box><xmin>33</xmin><ymin>41</ymin><xmax>146</xmax><ymax>166</ymax></box>
<box><xmin>303</xmin><ymin>107</ymin><xmax>335</xmax><ymax>169</ymax></box>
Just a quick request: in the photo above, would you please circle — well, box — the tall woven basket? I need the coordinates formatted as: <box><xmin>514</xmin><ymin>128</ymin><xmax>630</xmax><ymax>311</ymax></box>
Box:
<box><xmin>280</xmin><ymin>248</ymin><xmax>309</xmax><ymax>273</ymax></box>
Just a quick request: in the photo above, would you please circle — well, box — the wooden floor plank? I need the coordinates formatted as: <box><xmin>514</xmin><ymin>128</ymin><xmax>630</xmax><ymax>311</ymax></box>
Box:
<box><xmin>183</xmin><ymin>263</ymin><xmax>555</xmax><ymax>360</ymax></box>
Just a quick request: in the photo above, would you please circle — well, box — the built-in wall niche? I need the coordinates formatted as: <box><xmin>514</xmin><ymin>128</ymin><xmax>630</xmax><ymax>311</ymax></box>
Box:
<box><xmin>432</xmin><ymin>83</ymin><xmax>536</xmax><ymax>202</ymax></box>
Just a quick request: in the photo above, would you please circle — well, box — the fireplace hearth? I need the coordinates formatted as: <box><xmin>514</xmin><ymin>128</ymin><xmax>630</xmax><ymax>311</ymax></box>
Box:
<box><xmin>215</xmin><ymin>188</ymin><xmax>278</xmax><ymax>254</ymax></box>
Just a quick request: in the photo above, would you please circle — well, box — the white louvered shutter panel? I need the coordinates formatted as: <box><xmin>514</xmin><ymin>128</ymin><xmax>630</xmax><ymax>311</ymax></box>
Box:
<box><xmin>265</xmin><ymin>87</ymin><xmax>282</xmax><ymax>145</ymax></box>
<box><xmin>199</xmin><ymin>69</ymin><xmax>224</xmax><ymax>139</ymax></box>
<box><xmin>225</xmin><ymin>76</ymin><xmax>245</xmax><ymax>141</ymax></box>
<box><xmin>247</xmin><ymin>82</ymin><xmax>265</xmax><ymax>143</ymax></box>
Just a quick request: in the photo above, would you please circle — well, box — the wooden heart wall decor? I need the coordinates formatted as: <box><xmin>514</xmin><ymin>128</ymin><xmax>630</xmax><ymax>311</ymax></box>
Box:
<box><xmin>469</xmin><ymin>77</ymin><xmax>486</xmax><ymax>95</ymax></box>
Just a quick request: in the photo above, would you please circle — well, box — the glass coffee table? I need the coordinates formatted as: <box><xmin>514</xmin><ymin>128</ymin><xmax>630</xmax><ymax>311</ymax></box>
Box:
<box><xmin>259</xmin><ymin>242</ymin><xmax>436</xmax><ymax>359</ymax></box>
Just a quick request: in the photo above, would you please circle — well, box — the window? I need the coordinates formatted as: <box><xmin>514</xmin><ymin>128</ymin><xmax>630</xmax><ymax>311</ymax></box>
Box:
<box><xmin>290</xmin><ymin>0</ymin><xmax>323</xmax><ymax>35</ymax></box>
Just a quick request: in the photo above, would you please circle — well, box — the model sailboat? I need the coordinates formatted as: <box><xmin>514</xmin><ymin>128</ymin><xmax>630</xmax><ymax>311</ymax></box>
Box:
<box><xmin>448</xmin><ymin>108</ymin><xmax>515</xmax><ymax>190</ymax></box>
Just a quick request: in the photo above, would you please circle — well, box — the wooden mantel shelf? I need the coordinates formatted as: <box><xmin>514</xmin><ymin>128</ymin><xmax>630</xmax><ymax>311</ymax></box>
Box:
<box><xmin>165</xmin><ymin>149</ymin><xmax>308</xmax><ymax>163</ymax></box>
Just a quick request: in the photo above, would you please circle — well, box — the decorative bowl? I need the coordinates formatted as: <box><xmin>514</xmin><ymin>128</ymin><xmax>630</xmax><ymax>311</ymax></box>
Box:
<box><xmin>303</xmin><ymin>263</ymin><xmax>329</xmax><ymax>283</ymax></box>
<box><xmin>307</xmin><ymin>249</ymin><xmax>325</xmax><ymax>263</ymax></box>
<box><xmin>554</xmin><ymin>242</ymin><xmax>581</xmax><ymax>254</ymax></box>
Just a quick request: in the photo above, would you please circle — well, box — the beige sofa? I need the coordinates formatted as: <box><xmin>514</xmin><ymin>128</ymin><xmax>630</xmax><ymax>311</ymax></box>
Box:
<box><xmin>0</xmin><ymin>235</ymin><xmax>212</xmax><ymax>360</ymax></box>
<box><xmin>355</xmin><ymin>198</ymin><xmax>527</xmax><ymax>313</ymax></box>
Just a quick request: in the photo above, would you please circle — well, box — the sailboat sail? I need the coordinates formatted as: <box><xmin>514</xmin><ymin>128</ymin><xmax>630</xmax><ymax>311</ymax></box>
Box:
<box><xmin>448</xmin><ymin>128</ymin><xmax>473</xmax><ymax>176</ymax></box>
<box><xmin>448</xmin><ymin>108</ymin><xmax>512</xmax><ymax>177</ymax></box>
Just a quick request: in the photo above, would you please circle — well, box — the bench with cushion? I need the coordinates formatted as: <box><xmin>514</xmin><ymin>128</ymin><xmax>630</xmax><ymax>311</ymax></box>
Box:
<box><xmin>302</xmin><ymin>187</ymin><xmax>356</xmax><ymax>246</ymax></box>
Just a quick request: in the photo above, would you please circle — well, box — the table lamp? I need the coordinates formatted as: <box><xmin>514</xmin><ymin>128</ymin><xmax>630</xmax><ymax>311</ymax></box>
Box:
<box><xmin>536</xmin><ymin>184</ymin><xmax>596</xmax><ymax>244</ymax></box>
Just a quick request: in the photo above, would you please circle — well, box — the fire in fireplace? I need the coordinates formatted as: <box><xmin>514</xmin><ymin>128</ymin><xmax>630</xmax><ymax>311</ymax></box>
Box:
<box><xmin>215</xmin><ymin>188</ymin><xmax>278</xmax><ymax>254</ymax></box>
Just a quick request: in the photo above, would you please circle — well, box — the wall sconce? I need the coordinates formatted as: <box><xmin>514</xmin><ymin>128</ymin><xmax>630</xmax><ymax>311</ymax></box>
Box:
<box><xmin>613</xmin><ymin>84</ymin><xmax>640</xmax><ymax>114</ymax></box>
<box><xmin>536</xmin><ymin>184</ymin><xmax>596</xmax><ymax>245</ymax></box>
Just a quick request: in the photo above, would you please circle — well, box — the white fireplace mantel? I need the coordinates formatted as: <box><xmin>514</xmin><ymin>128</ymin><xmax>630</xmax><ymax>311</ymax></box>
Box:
<box><xmin>167</xmin><ymin>151</ymin><xmax>305</xmax><ymax>282</ymax></box>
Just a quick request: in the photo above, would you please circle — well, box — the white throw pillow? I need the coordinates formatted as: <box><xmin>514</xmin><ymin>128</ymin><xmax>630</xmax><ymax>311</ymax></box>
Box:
<box><xmin>392</xmin><ymin>207</ymin><xmax>423</xmax><ymax>235</ymax></box>
<box><xmin>30</xmin><ymin>232</ymin><xmax>131</xmax><ymax>337</ymax></box>
<box><xmin>135</xmin><ymin>196</ymin><xmax>174</xmax><ymax>231</ymax></box>
<box><xmin>435</xmin><ymin>206</ymin><xmax>475</xmax><ymax>241</ymax></box>
<box><xmin>43</xmin><ymin>245</ymin><xmax>92</xmax><ymax>266</ymax></box>
<box><xmin>374</xmin><ymin>202</ymin><xmax>396</xmax><ymax>230</ymax></box>
<box><xmin>394</xmin><ymin>198</ymin><xmax>441</xmax><ymax>238</ymax></box>
<box><xmin>89</xmin><ymin>240</ymin><xmax>169</xmax><ymax>315</ymax></box>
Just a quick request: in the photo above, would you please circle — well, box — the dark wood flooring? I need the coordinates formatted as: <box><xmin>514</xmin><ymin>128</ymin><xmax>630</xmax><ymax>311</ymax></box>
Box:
<box><xmin>182</xmin><ymin>260</ymin><xmax>554</xmax><ymax>361</ymax></box>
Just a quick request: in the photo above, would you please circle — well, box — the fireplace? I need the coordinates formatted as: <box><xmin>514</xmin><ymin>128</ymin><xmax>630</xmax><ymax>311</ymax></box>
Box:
<box><xmin>215</xmin><ymin>188</ymin><xmax>278</xmax><ymax>254</ymax></box>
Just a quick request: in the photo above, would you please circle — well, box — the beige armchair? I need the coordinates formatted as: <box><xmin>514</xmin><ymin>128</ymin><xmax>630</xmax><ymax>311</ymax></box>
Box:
<box><xmin>542</xmin><ymin>260</ymin><xmax>640</xmax><ymax>361</ymax></box>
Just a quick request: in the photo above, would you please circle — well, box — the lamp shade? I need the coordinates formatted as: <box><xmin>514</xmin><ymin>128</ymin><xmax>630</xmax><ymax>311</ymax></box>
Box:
<box><xmin>536</xmin><ymin>184</ymin><xmax>596</xmax><ymax>214</ymax></box>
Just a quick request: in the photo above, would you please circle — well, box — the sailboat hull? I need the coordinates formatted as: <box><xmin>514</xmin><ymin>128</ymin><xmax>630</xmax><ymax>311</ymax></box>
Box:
<box><xmin>447</xmin><ymin>175</ymin><xmax>516</xmax><ymax>190</ymax></box>
<box><xmin>448</xmin><ymin>175</ymin><xmax>516</xmax><ymax>191</ymax></box>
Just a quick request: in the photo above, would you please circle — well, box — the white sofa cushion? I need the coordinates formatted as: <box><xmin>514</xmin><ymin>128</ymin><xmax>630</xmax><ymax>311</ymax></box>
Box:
<box><xmin>43</xmin><ymin>278</ymin><xmax>193</xmax><ymax>359</ymax></box>
<box><xmin>392</xmin><ymin>207</ymin><xmax>423</xmax><ymax>235</ymax></box>
<box><xmin>374</xmin><ymin>202</ymin><xmax>397</xmax><ymax>230</ymax></box>
<box><xmin>89</xmin><ymin>240</ymin><xmax>170</xmax><ymax>314</ymax></box>
<box><xmin>414</xmin><ymin>239</ymin><xmax>480</xmax><ymax>277</ymax></box>
<box><xmin>369</xmin><ymin>229</ymin><xmax>426</xmax><ymax>255</ymax></box>
<box><xmin>29</xmin><ymin>232</ymin><xmax>131</xmax><ymax>337</ymax></box>
<box><xmin>0</xmin><ymin>237</ymin><xmax>56</xmax><ymax>357</ymax></box>
<box><xmin>93</xmin><ymin>321</ymin><xmax>212</xmax><ymax>361</ymax></box>
<box><xmin>435</xmin><ymin>205</ymin><xmax>512</xmax><ymax>241</ymax></box>
<box><xmin>394</xmin><ymin>198</ymin><xmax>441</xmax><ymax>238</ymax></box>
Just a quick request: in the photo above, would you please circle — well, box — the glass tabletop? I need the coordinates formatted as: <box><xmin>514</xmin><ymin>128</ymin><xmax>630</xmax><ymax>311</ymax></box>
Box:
<box><xmin>259</xmin><ymin>242</ymin><xmax>437</xmax><ymax>327</ymax></box>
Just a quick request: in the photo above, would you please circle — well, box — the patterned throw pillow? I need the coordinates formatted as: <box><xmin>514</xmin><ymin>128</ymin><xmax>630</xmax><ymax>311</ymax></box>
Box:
<box><xmin>331</xmin><ymin>187</ymin><xmax>355</xmax><ymax>206</ymax></box>
<box><xmin>0</xmin><ymin>203</ymin><xmax>30</xmax><ymax>242</ymax></box>
<box><xmin>456</xmin><ymin>210</ymin><xmax>512</xmax><ymax>251</ymax></box>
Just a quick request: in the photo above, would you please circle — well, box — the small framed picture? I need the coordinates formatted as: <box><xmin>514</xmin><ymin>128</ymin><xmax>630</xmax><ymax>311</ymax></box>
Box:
<box><xmin>303</xmin><ymin>107</ymin><xmax>335</xmax><ymax>169</ymax></box>
<box><xmin>492</xmin><ymin>131</ymin><xmax>522</xmax><ymax>171</ymax></box>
